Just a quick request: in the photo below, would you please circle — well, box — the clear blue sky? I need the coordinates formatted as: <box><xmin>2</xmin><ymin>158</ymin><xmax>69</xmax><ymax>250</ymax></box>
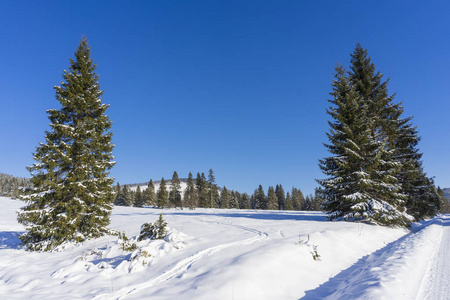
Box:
<box><xmin>1</xmin><ymin>1</ymin><xmax>449</xmax><ymax>195</ymax></box>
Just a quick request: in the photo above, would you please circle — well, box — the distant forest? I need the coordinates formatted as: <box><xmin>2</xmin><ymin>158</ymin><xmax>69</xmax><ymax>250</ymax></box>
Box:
<box><xmin>0</xmin><ymin>173</ymin><xmax>33</xmax><ymax>198</ymax></box>
<box><xmin>114</xmin><ymin>169</ymin><xmax>324</xmax><ymax>211</ymax></box>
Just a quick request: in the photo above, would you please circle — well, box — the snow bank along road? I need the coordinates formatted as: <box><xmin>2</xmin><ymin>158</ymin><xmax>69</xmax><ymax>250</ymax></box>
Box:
<box><xmin>302</xmin><ymin>215</ymin><xmax>450</xmax><ymax>299</ymax></box>
<box><xmin>1</xmin><ymin>197</ymin><xmax>449</xmax><ymax>299</ymax></box>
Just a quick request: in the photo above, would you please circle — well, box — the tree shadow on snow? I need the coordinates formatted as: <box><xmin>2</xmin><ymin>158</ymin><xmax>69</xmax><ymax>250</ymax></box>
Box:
<box><xmin>169</xmin><ymin>210</ymin><xmax>327</xmax><ymax>222</ymax></box>
<box><xmin>113</xmin><ymin>207</ymin><xmax>328</xmax><ymax>222</ymax></box>
<box><xmin>0</xmin><ymin>231</ymin><xmax>24</xmax><ymax>250</ymax></box>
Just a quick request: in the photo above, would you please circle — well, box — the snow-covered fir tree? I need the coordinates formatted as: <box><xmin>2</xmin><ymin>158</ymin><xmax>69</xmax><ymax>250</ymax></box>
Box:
<box><xmin>318</xmin><ymin>45</ymin><xmax>413</xmax><ymax>226</ymax></box>
<box><xmin>229</xmin><ymin>190</ymin><xmax>239</xmax><ymax>209</ymax></box>
<box><xmin>17</xmin><ymin>37</ymin><xmax>116</xmax><ymax>251</ymax></box>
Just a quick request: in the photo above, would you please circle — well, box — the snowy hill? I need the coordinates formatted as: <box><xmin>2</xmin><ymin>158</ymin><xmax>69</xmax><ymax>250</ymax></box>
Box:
<box><xmin>1</xmin><ymin>196</ymin><xmax>450</xmax><ymax>299</ymax></box>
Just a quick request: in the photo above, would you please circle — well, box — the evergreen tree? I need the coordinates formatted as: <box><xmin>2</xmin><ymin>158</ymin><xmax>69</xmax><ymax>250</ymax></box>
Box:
<box><xmin>291</xmin><ymin>188</ymin><xmax>305</xmax><ymax>211</ymax></box>
<box><xmin>17</xmin><ymin>37</ymin><xmax>115</xmax><ymax>251</ymax></box>
<box><xmin>184</xmin><ymin>172</ymin><xmax>198</xmax><ymax>209</ymax></box>
<box><xmin>129</xmin><ymin>190</ymin><xmax>136</xmax><ymax>206</ymax></box>
<box><xmin>240</xmin><ymin>193</ymin><xmax>250</xmax><ymax>209</ymax></box>
<box><xmin>157</xmin><ymin>178</ymin><xmax>168</xmax><ymax>208</ymax></box>
<box><xmin>207</xmin><ymin>169</ymin><xmax>219</xmax><ymax>208</ymax></box>
<box><xmin>254</xmin><ymin>185</ymin><xmax>266</xmax><ymax>210</ymax></box>
<box><xmin>114</xmin><ymin>183</ymin><xmax>127</xmax><ymax>206</ymax></box>
<box><xmin>134</xmin><ymin>186</ymin><xmax>144</xmax><ymax>207</ymax></box>
<box><xmin>437</xmin><ymin>187</ymin><xmax>450</xmax><ymax>213</ymax></box>
<box><xmin>250</xmin><ymin>194</ymin><xmax>256</xmax><ymax>209</ymax></box>
<box><xmin>169</xmin><ymin>171</ymin><xmax>182</xmax><ymax>208</ymax></box>
<box><xmin>389</xmin><ymin>113</ymin><xmax>440</xmax><ymax>220</ymax></box>
<box><xmin>304</xmin><ymin>194</ymin><xmax>312</xmax><ymax>211</ymax></box>
<box><xmin>220</xmin><ymin>186</ymin><xmax>230</xmax><ymax>209</ymax></box>
<box><xmin>197</xmin><ymin>172</ymin><xmax>209</xmax><ymax>208</ymax></box>
<box><xmin>285</xmin><ymin>192</ymin><xmax>294</xmax><ymax>210</ymax></box>
<box><xmin>117</xmin><ymin>185</ymin><xmax>133</xmax><ymax>206</ymax></box>
<box><xmin>229</xmin><ymin>190</ymin><xmax>239</xmax><ymax>209</ymax></box>
<box><xmin>114</xmin><ymin>182</ymin><xmax>121</xmax><ymax>202</ymax></box>
<box><xmin>318</xmin><ymin>45</ymin><xmax>412</xmax><ymax>226</ymax></box>
<box><xmin>143</xmin><ymin>179</ymin><xmax>156</xmax><ymax>206</ymax></box>
<box><xmin>275</xmin><ymin>184</ymin><xmax>286</xmax><ymax>210</ymax></box>
<box><xmin>268</xmin><ymin>186</ymin><xmax>278</xmax><ymax>210</ymax></box>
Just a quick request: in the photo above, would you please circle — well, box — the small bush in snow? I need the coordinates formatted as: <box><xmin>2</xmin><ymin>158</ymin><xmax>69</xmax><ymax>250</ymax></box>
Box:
<box><xmin>118</xmin><ymin>232</ymin><xmax>138</xmax><ymax>252</ymax></box>
<box><xmin>138</xmin><ymin>213</ymin><xmax>168</xmax><ymax>241</ymax></box>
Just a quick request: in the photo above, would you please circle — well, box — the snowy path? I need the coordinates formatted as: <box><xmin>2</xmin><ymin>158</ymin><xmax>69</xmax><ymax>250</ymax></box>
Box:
<box><xmin>93</xmin><ymin>218</ymin><xmax>269</xmax><ymax>300</ymax></box>
<box><xmin>302</xmin><ymin>215</ymin><xmax>450</xmax><ymax>299</ymax></box>
<box><xmin>420</xmin><ymin>216</ymin><xmax>450</xmax><ymax>300</ymax></box>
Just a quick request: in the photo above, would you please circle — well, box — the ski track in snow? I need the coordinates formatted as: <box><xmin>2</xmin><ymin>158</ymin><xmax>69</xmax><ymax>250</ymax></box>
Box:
<box><xmin>421</xmin><ymin>216</ymin><xmax>450</xmax><ymax>300</ymax></box>
<box><xmin>93</xmin><ymin>217</ymin><xmax>270</xmax><ymax>300</ymax></box>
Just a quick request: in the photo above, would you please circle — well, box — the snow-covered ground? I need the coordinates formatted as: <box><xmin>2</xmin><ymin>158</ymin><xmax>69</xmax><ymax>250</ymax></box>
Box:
<box><xmin>1</xmin><ymin>196</ymin><xmax>448</xmax><ymax>299</ymax></box>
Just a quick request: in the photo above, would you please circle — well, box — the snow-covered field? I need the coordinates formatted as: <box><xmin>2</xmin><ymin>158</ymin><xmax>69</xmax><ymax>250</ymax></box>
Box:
<box><xmin>1</xmin><ymin>196</ymin><xmax>449</xmax><ymax>299</ymax></box>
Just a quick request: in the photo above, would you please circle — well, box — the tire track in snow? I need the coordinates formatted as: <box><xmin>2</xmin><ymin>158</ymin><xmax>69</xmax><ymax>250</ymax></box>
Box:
<box><xmin>93</xmin><ymin>218</ymin><xmax>269</xmax><ymax>300</ymax></box>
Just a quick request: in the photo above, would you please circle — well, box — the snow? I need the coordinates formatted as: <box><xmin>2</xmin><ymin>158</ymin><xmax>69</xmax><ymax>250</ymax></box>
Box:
<box><xmin>1</xmin><ymin>196</ymin><xmax>449</xmax><ymax>299</ymax></box>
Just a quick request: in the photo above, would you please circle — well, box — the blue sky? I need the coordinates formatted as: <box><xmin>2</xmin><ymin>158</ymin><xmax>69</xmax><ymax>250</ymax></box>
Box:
<box><xmin>1</xmin><ymin>1</ymin><xmax>449</xmax><ymax>195</ymax></box>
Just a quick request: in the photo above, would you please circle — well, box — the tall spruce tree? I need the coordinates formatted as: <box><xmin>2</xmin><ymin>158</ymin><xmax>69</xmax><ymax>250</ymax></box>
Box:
<box><xmin>122</xmin><ymin>185</ymin><xmax>134</xmax><ymax>206</ymax></box>
<box><xmin>275</xmin><ymin>184</ymin><xmax>286</xmax><ymax>210</ymax></box>
<box><xmin>114</xmin><ymin>183</ymin><xmax>124</xmax><ymax>206</ymax></box>
<box><xmin>184</xmin><ymin>172</ymin><xmax>198</xmax><ymax>209</ymax></box>
<box><xmin>134</xmin><ymin>186</ymin><xmax>144</xmax><ymax>207</ymax></box>
<box><xmin>169</xmin><ymin>171</ymin><xmax>182</xmax><ymax>208</ymax></box>
<box><xmin>240</xmin><ymin>193</ymin><xmax>250</xmax><ymax>209</ymax></box>
<box><xmin>285</xmin><ymin>192</ymin><xmax>294</xmax><ymax>210</ymax></box>
<box><xmin>220</xmin><ymin>186</ymin><xmax>230</xmax><ymax>209</ymax></box>
<box><xmin>291</xmin><ymin>188</ymin><xmax>305</xmax><ymax>211</ymax></box>
<box><xmin>197</xmin><ymin>172</ymin><xmax>209</xmax><ymax>208</ymax></box>
<box><xmin>17</xmin><ymin>37</ymin><xmax>115</xmax><ymax>251</ymax></box>
<box><xmin>157</xmin><ymin>178</ymin><xmax>168</xmax><ymax>208</ymax></box>
<box><xmin>229</xmin><ymin>190</ymin><xmax>239</xmax><ymax>209</ymax></box>
<box><xmin>207</xmin><ymin>169</ymin><xmax>219</xmax><ymax>208</ymax></box>
<box><xmin>254</xmin><ymin>185</ymin><xmax>267</xmax><ymax>210</ymax></box>
<box><xmin>267</xmin><ymin>186</ymin><xmax>278</xmax><ymax>210</ymax></box>
<box><xmin>318</xmin><ymin>45</ymin><xmax>412</xmax><ymax>226</ymax></box>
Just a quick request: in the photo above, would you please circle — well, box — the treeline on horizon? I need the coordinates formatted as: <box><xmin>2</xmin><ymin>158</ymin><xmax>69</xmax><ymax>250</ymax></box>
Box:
<box><xmin>0</xmin><ymin>173</ymin><xmax>32</xmax><ymax>198</ymax></box>
<box><xmin>114</xmin><ymin>169</ymin><xmax>322</xmax><ymax>211</ymax></box>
